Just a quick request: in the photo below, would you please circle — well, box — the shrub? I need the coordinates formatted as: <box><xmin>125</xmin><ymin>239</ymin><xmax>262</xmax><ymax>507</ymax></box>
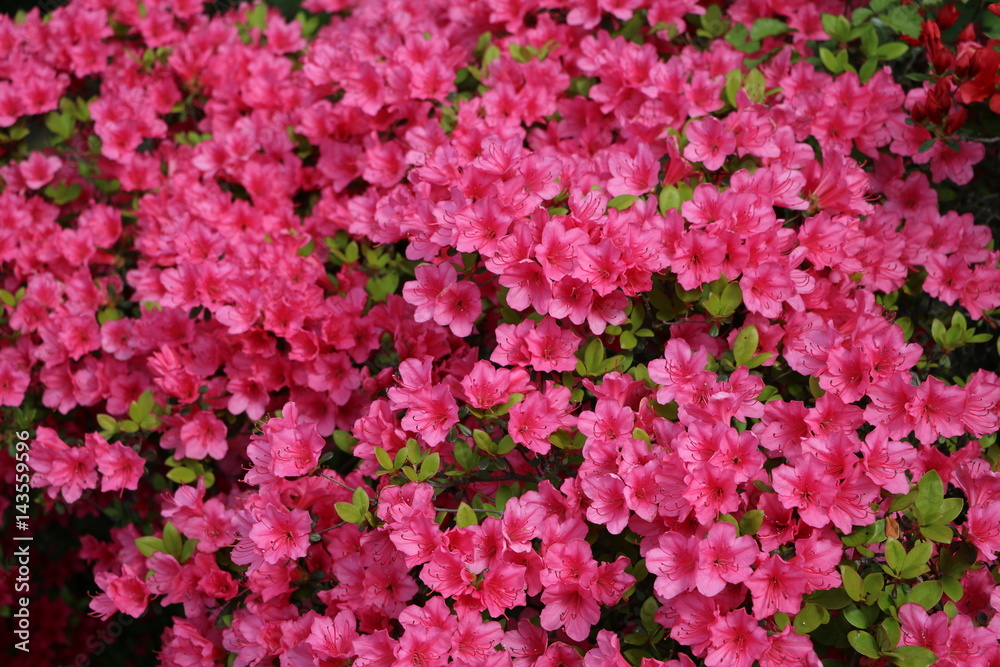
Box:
<box><xmin>2</xmin><ymin>1</ymin><xmax>1000</xmax><ymax>666</ymax></box>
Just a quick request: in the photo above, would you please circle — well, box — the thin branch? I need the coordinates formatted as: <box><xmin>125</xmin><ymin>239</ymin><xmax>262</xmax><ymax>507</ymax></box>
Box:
<box><xmin>961</xmin><ymin>135</ymin><xmax>1000</xmax><ymax>144</ymax></box>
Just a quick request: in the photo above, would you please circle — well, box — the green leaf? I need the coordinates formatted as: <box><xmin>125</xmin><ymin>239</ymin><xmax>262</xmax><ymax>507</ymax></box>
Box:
<box><xmin>135</xmin><ymin>536</ymin><xmax>165</xmax><ymax>557</ymax></box>
<box><xmin>793</xmin><ymin>603</ymin><xmax>828</xmax><ymax>634</ymax></box>
<box><xmin>743</xmin><ymin>68</ymin><xmax>766</xmax><ymax>103</ymax></box>
<box><xmin>907</xmin><ymin>580</ymin><xmax>943</xmax><ymax>610</ymax></box>
<box><xmin>620</xmin><ymin>330</ymin><xmax>638</xmax><ymax>350</ymax></box>
<box><xmin>900</xmin><ymin>540</ymin><xmax>932</xmax><ymax>579</ymax></box>
<box><xmin>456</xmin><ymin>502</ymin><xmax>478</xmax><ymax>527</ymax></box>
<box><xmin>352</xmin><ymin>486</ymin><xmax>370</xmax><ymax>512</ymax></box>
<box><xmin>841</xmin><ymin>565</ymin><xmax>864</xmax><ymax>601</ymax></box>
<box><xmin>640</xmin><ymin>597</ymin><xmax>659</xmax><ymax>635</ymax></box>
<box><xmin>884</xmin><ymin>538</ymin><xmax>906</xmax><ymax>576</ymax></box>
<box><xmin>335</xmin><ymin>502</ymin><xmax>362</xmax><ymax>524</ymax></box>
<box><xmin>483</xmin><ymin>44</ymin><xmax>501</xmax><ymax>67</ymax></box>
<box><xmin>406</xmin><ymin>439</ymin><xmax>422</xmax><ymax>464</ymax></box>
<box><xmin>733</xmin><ymin>325</ymin><xmax>759</xmax><ymax>367</ymax></box>
<box><xmin>881</xmin><ymin>4</ymin><xmax>922</xmax><ymax>39</ymax></box>
<box><xmin>608</xmin><ymin>194</ymin><xmax>641</xmax><ymax>211</ymax></box>
<box><xmin>45</xmin><ymin>110</ymin><xmax>75</xmax><ymax>139</ymax></box>
<box><xmin>820</xmin><ymin>47</ymin><xmax>842</xmax><ymax>74</ymax></box>
<box><xmin>738</xmin><ymin>510</ymin><xmax>764</xmax><ymax>536</ymax></box>
<box><xmin>888</xmin><ymin>488</ymin><xmax>918</xmax><ymax>512</ymax></box>
<box><xmin>884</xmin><ymin>645</ymin><xmax>937</xmax><ymax>667</ymax></box>
<box><xmin>453</xmin><ymin>439</ymin><xmax>476</xmax><ymax>470</ymax></box>
<box><xmin>96</xmin><ymin>414</ymin><xmax>118</xmax><ymax>433</ymax></box>
<box><xmin>245</xmin><ymin>3</ymin><xmax>267</xmax><ymax>30</ymax></box>
<box><xmin>374</xmin><ymin>446</ymin><xmax>395</xmax><ymax>471</ymax></box>
<box><xmin>584</xmin><ymin>337</ymin><xmax>606</xmax><ymax>373</ymax></box>
<box><xmin>919</xmin><ymin>523</ymin><xmax>953</xmax><ymax>543</ymax></box>
<box><xmin>859</xmin><ymin>58</ymin><xmax>878</xmax><ymax>83</ymax></box>
<box><xmin>843</xmin><ymin>604</ymin><xmax>876</xmax><ymax>629</ymax></box>
<box><xmin>473</xmin><ymin>429</ymin><xmax>495</xmax><ymax>454</ymax></box>
<box><xmin>180</xmin><ymin>538</ymin><xmax>198</xmax><ymax>563</ymax></box>
<box><xmin>495</xmin><ymin>435</ymin><xmax>516</xmax><ymax>455</ymax></box>
<box><xmin>420</xmin><ymin>452</ymin><xmax>441</xmax><ymax>480</ymax></box>
<box><xmin>849</xmin><ymin>630</ymin><xmax>881</xmax><ymax>659</ymax></box>
<box><xmin>490</xmin><ymin>392</ymin><xmax>524</xmax><ymax>416</ymax></box>
<box><xmin>915</xmin><ymin>470</ymin><xmax>944</xmax><ymax>525</ymax></box>
<box><xmin>724</xmin><ymin>69</ymin><xmax>744</xmax><ymax>107</ymax></box>
<box><xmin>163</xmin><ymin>522</ymin><xmax>183</xmax><ymax>559</ymax></box>
<box><xmin>166</xmin><ymin>466</ymin><xmax>197</xmax><ymax>484</ymax></box>
<box><xmin>719</xmin><ymin>283</ymin><xmax>742</xmax><ymax>316</ymax></box>
<box><xmin>878</xmin><ymin>617</ymin><xmax>901</xmax><ymax>652</ymax></box>
<box><xmin>863</xmin><ymin>572</ymin><xmax>885</xmax><ymax>602</ymax></box>
<box><xmin>821</xmin><ymin>13</ymin><xmax>846</xmax><ymax>41</ymax></box>
<box><xmin>941</xmin><ymin>575</ymin><xmax>963</xmax><ymax>601</ymax></box>
<box><xmin>808</xmin><ymin>587</ymin><xmax>853</xmax><ymax>610</ymax></box>
<box><xmin>750</xmin><ymin>17</ymin><xmax>789</xmax><ymax>41</ymax></box>
<box><xmin>877</xmin><ymin>41</ymin><xmax>909</xmax><ymax>60</ymax></box>
<box><xmin>658</xmin><ymin>186</ymin><xmax>680</xmax><ymax>213</ymax></box>
<box><xmin>859</xmin><ymin>23</ymin><xmax>879</xmax><ymax>56</ymax></box>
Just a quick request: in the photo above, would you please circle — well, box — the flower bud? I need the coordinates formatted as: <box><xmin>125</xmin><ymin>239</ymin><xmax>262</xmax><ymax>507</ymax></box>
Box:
<box><xmin>937</xmin><ymin>3</ymin><xmax>960</xmax><ymax>30</ymax></box>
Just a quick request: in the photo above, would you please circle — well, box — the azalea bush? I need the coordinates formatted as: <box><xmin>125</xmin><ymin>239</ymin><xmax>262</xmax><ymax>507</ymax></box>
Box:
<box><xmin>3</xmin><ymin>0</ymin><xmax>1000</xmax><ymax>665</ymax></box>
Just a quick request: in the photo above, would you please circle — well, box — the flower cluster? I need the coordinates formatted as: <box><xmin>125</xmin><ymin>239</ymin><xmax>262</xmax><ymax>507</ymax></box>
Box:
<box><xmin>3</xmin><ymin>1</ymin><xmax>1000</xmax><ymax>666</ymax></box>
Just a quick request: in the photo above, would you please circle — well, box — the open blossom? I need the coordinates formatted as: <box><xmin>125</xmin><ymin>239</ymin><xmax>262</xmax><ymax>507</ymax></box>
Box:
<box><xmin>90</xmin><ymin>564</ymin><xmax>150</xmax><ymax>620</ymax></box>
<box><xmin>92</xmin><ymin>434</ymin><xmax>145</xmax><ymax>493</ymax></box>
<box><xmin>771</xmin><ymin>454</ymin><xmax>839</xmax><ymax>529</ymax></box>
<box><xmin>684</xmin><ymin>117</ymin><xmax>736</xmax><ymax>171</ymax></box>
<box><xmin>248</xmin><ymin>504</ymin><xmax>313</xmax><ymax>564</ymax></box>
<box><xmin>8</xmin><ymin>0</ymin><xmax>1000</xmax><ymax>664</ymax></box>
<box><xmin>695</xmin><ymin>522</ymin><xmax>758</xmax><ymax>596</ymax></box>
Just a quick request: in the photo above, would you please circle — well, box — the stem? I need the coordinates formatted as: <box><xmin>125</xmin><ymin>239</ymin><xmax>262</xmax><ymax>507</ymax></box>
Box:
<box><xmin>434</xmin><ymin>507</ymin><xmax>499</xmax><ymax>513</ymax></box>
<box><xmin>961</xmin><ymin>135</ymin><xmax>1000</xmax><ymax>143</ymax></box>
<box><xmin>318</xmin><ymin>472</ymin><xmax>356</xmax><ymax>492</ymax></box>
<box><xmin>427</xmin><ymin>472</ymin><xmax>538</xmax><ymax>489</ymax></box>
<box><xmin>315</xmin><ymin>521</ymin><xmax>347</xmax><ymax>534</ymax></box>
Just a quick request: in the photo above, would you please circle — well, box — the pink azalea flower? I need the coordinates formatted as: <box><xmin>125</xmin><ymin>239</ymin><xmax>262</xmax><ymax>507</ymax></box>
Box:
<box><xmin>248</xmin><ymin>504</ymin><xmax>313</xmax><ymax>564</ymax></box>
<box><xmin>745</xmin><ymin>554</ymin><xmax>808</xmax><ymax>619</ymax></box>
<box><xmin>92</xmin><ymin>434</ymin><xmax>145</xmax><ymax>493</ymax></box>
<box><xmin>704</xmin><ymin>610</ymin><xmax>769</xmax><ymax>667</ymax></box>
<box><xmin>695</xmin><ymin>522</ymin><xmax>758</xmax><ymax>596</ymax></box>
<box><xmin>683</xmin><ymin>117</ymin><xmax>736</xmax><ymax>171</ymax></box>
<box><xmin>771</xmin><ymin>454</ymin><xmax>839</xmax><ymax>529</ymax></box>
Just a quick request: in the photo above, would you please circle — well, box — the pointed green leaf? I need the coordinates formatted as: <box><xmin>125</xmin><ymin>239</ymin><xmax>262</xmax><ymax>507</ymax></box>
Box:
<box><xmin>180</xmin><ymin>538</ymin><xmax>199</xmax><ymax>563</ymax></box>
<box><xmin>919</xmin><ymin>523</ymin><xmax>953</xmax><ymax>543</ymax></box>
<box><xmin>848</xmin><ymin>630</ymin><xmax>881</xmax><ymax>659</ymax></box>
<box><xmin>915</xmin><ymin>470</ymin><xmax>944</xmax><ymax>525</ymax></box>
<box><xmin>420</xmin><ymin>452</ymin><xmax>441</xmax><ymax>480</ymax></box>
<box><xmin>456</xmin><ymin>502</ymin><xmax>478</xmax><ymax>528</ymax></box>
<box><xmin>166</xmin><ymin>466</ymin><xmax>197</xmax><ymax>484</ymax></box>
<box><xmin>375</xmin><ymin>446</ymin><xmax>395</xmax><ymax>470</ymax></box>
<box><xmin>884</xmin><ymin>538</ymin><xmax>906</xmax><ymax>575</ymax></box>
<box><xmin>608</xmin><ymin>194</ymin><xmax>640</xmax><ymax>211</ymax></box>
<box><xmin>353</xmin><ymin>486</ymin><xmax>370</xmax><ymax>512</ymax></box>
<box><xmin>733</xmin><ymin>325</ymin><xmax>759</xmax><ymax>367</ymax></box>
<box><xmin>840</xmin><ymin>565</ymin><xmax>864</xmax><ymax>601</ymax></box>
<box><xmin>738</xmin><ymin>510</ymin><xmax>764</xmax><ymax>536</ymax></box>
<box><xmin>883</xmin><ymin>645</ymin><xmax>937</xmax><ymax>667</ymax></box>
<box><xmin>907</xmin><ymin>580</ymin><xmax>943</xmax><ymax>610</ymax></box>
<box><xmin>900</xmin><ymin>540</ymin><xmax>932</xmax><ymax>579</ymax></box>
<box><xmin>135</xmin><ymin>536</ymin><xmax>165</xmax><ymax>557</ymax></box>
<box><xmin>163</xmin><ymin>522</ymin><xmax>183</xmax><ymax>559</ymax></box>
<box><xmin>793</xmin><ymin>603</ymin><xmax>828</xmax><ymax>634</ymax></box>
<box><xmin>335</xmin><ymin>502</ymin><xmax>362</xmax><ymax>524</ymax></box>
